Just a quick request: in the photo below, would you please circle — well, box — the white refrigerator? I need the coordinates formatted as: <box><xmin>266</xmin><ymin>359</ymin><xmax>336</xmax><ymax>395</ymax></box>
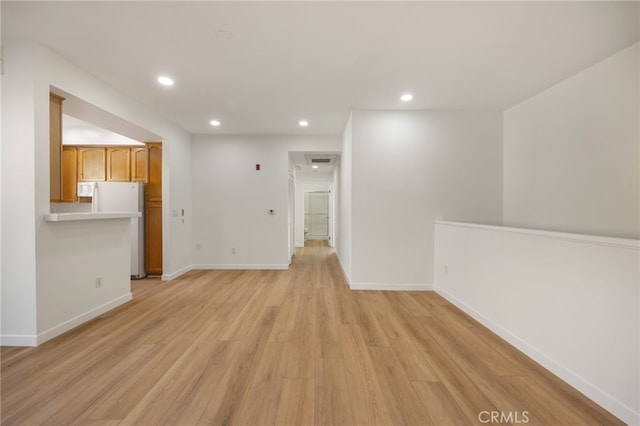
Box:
<box><xmin>95</xmin><ymin>182</ymin><xmax>146</xmax><ymax>279</ymax></box>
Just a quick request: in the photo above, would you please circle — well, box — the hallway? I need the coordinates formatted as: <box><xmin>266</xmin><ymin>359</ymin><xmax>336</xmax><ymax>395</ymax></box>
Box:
<box><xmin>1</xmin><ymin>242</ymin><xmax>620</xmax><ymax>425</ymax></box>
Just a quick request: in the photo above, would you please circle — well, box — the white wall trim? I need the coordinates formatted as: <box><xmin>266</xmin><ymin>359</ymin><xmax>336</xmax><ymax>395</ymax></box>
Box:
<box><xmin>435</xmin><ymin>221</ymin><xmax>639</xmax><ymax>250</ymax></box>
<box><xmin>336</xmin><ymin>254</ymin><xmax>352</xmax><ymax>288</ymax></box>
<box><xmin>191</xmin><ymin>264</ymin><xmax>290</xmax><ymax>270</ymax></box>
<box><xmin>435</xmin><ymin>286</ymin><xmax>639</xmax><ymax>425</ymax></box>
<box><xmin>162</xmin><ymin>264</ymin><xmax>193</xmax><ymax>281</ymax></box>
<box><xmin>36</xmin><ymin>293</ymin><xmax>132</xmax><ymax>346</ymax></box>
<box><xmin>350</xmin><ymin>282</ymin><xmax>433</xmax><ymax>291</ymax></box>
<box><xmin>0</xmin><ymin>334</ymin><xmax>39</xmax><ymax>347</ymax></box>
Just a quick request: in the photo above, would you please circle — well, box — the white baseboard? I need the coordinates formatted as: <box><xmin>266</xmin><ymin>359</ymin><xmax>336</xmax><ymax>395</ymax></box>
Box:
<box><xmin>162</xmin><ymin>264</ymin><xmax>193</xmax><ymax>281</ymax></box>
<box><xmin>162</xmin><ymin>263</ymin><xmax>293</xmax><ymax>281</ymax></box>
<box><xmin>0</xmin><ymin>334</ymin><xmax>38</xmax><ymax>347</ymax></box>
<box><xmin>2</xmin><ymin>293</ymin><xmax>133</xmax><ymax>347</ymax></box>
<box><xmin>36</xmin><ymin>293</ymin><xmax>132</xmax><ymax>346</ymax></box>
<box><xmin>38</xmin><ymin>292</ymin><xmax>133</xmax><ymax>345</ymax></box>
<box><xmin>191</xmin><ymin>263</ymin><xmax>290</xmax><ymax>270</ymax></box>
<box><xmin>336</xmin><ymin>254</ymin><xmax>352</xmax><ymax>287</ymax></box>
<box><xmin>334</xmin><ymin>257</ymin><xmax>432</xmax><ymax>291</ymax></box>
<box><xmin>435</xmin><ymin>286</ymin><xmax>639</xmax><ymax>426</ymax></box>
<box><xmin>350</xmin><ymin>282</ymin><xmax>433</xmax><ymax>291</ymax></box>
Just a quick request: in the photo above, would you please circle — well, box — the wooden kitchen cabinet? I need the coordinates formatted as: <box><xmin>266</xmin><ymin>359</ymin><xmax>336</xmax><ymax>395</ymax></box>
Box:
<box><xmin>78</xmin><ymin>147</ymin><xmax>106</xmax><ymax>181</ymax></box>
<box><xmin>130</xmin><ymin>146</ymin><xmax>148</xmax><ymax>182</ymax></box>
<box><xmin>50</xmin><ymin>93</ymin><xmax>65</xmax><ymax>202</ymax></box>
<box><xmin>61</xmin><ymin>146</ymin><xmax>78</xmax><ymax>202</ymax></box>
<box><xmin>145</xmin><ymin>142</ymin><xmax>162</xmax><ymax>275</ymax></box>
<box><xmin>146</xmin><ymin>143</ymin><xmax>162</xmax><ymax>201</ymax></box>
<box><xmin>145</xmin><ymin>201</ymin><xmax>163</xmax><ymax>275</ymax></box>
<box><xmin>106</xmin><ymin>147</ymin><xmax>131</xmax><ymax>181</ymax></box>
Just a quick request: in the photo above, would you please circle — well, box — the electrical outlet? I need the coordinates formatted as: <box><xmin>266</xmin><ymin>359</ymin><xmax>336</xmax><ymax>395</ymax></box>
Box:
<box><xmin>232</xmin><ymin>248</ymin><xmax>236</xmax><ymax>255</ymax></box>
<box><xmin>444</xmin><ymin>265</ymin><xmax>449</xmax><ymax>274</ymax></box>
<box><xmin>95</xmin><ymin>276</ymin><xmax>103</xmax><ymax>288</ymax></box>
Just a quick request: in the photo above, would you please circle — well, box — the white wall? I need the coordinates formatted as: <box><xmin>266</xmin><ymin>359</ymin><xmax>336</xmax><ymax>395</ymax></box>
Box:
<box><xmin>337</xmin><ymin>114</ymin><xmax>353</xmax><ymax>280</ymax></box>
<box><xmin>434</xmin><ymin>221</ymin><xmax>639</xmax><ymax>425</ymax></box>
<box><xmin>1</xmin><ymin>42</ymin><xmax>193</xmax><ymax>344</ymax></box>
<box><xmin>36</xmin><ymin>219</ymin><xmax>133</xmax><ymax>344</ymax></box>
<box><xmin>349</xmin><ymin>110</ymin><xmax>503</xmax><ymax>289</ymax></box>
<box><xmin>191</xmin><ymin>135</ymin><xmax>340</xmax><ymax>269</ymax></box>
<box><xmin>503</xmin><ymin>43</ymin><xmax>639</xmax><ymax>239</ymax></box>
<box><xmin>1</xmin><ymin>42</ymin><xmax>38</xmax><ymax>343</ymax></box>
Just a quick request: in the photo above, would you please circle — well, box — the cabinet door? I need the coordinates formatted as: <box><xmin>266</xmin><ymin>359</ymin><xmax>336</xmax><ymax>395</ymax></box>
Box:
<box><xmin>78</xmin><ymin>147</ymin><xmax>106</xmax><ymax>181</ymax></box>
<box><xmin>61</xmin><ymin>147</ymin><xmax>78</xmax><ymax>202</ymax></box>
<box><xmin>50</xmin><ymin>93</ymin><xmax>64</xmax><ymax>201</ymax></box>
<box><xmin>145</xmin><ymin>201</ymin><xmax>163</xmax><ymax>275</ymax></box>
<box><xmin>106</xmin><ymin>147</ymin><xmax>131</xmax><ymax>181</ymax></box>
<box><xmin>130</xmin><ymin>146</ymin><xmax>148</xmax><ymax>182</ymax></box>
<box><xmin>146</xmin><ymin>143</ymin><xmax>162</xmax><ymax>201</ymax></box>
<box><xmin>144</xmin><ymin>142</ymin><xmax>162</xmax><ymax>274</ymax></box>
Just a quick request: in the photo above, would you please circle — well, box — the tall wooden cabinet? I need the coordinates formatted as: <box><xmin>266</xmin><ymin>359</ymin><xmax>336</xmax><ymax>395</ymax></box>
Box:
<box><xmin>145</xmin><ymin>143</ymin><xmax>163</xmax><ymax>275</ymax></box>
<box><xmin>50</xmin><ymin>93</ymin><xmax>65</xmax><ymax>202</ymax></box>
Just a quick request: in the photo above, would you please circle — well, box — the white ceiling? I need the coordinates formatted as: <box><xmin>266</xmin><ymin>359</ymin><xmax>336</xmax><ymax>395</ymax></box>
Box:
<box><xmin>63</xmin><ymin>115</ymin><xmax>146</xmax><ymax>146</ymax></box>
<box><xmin>3</xmin><ymin>1</ymin><xmax>639</xmax><ymax>136</ymax></box>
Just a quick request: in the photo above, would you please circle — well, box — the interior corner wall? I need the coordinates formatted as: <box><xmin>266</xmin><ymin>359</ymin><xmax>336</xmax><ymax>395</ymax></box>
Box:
<box><xmin>1</xmin><ymin>42</ymin><xmax>38</xmax><ymax>343</ymax></box>
<box><xmin>350</xmin><ymin>110</ymin><xmax>503</xmax><ymax>288</ymax></box>
<box><xmin>190</xmin><ymin>135</ymin><xmax>341</xmax><ymax>269</ymax></box>
<box><xmin>503</xmin><ymin>43</ymin><xmax>640</xmax><ymax>239</ymax></box>
<box><xmin>162</xmin><ymin>134</ymin><xmax>194</xmax><ymax>279</ymax></box>
<box><xmin>337</xmin><ymin>113</ymin><xmax>353</xmax><ymax>280</ymax></box>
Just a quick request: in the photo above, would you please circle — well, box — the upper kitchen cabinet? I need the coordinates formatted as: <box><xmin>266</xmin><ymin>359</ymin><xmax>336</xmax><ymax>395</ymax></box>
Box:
<box><xmin>106</xmin><ymin>147</ymin><xmax>131</xmax><ymax>182</ymax></box>
<box><xmin>78</xmin><ymin>147</ymin><xmax>106</xmax><ymax>181</ymax></box>
<box><xmin>50</xmin><ymin>93</ymin><xmax>65</xmax><ymax>202</ymax></box>
<box><xmin>130</xmin><ymin>147</ymin><xmax>149</xmax><ymax>183</ymax></box>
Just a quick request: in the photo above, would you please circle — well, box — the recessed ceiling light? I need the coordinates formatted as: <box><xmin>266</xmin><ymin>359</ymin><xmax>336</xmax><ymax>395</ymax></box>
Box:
<box><xmin>312</xmin><ymin>165</ymin><xmax>319</xmax><ymax>169</ymax></box>
<box><xmin>400</xmin><ymin>93</ymin><xmax>413</xmax><ymax>102</ymax></box>
<box><xmin>157</xmin><ymin>76</ymin><xmax>174</xmax><ymax>86</ymax></box>
<box><xmin>299</xmin><ymin>120</ymin><xmax>309</xmax><ymax>127</ymax></box>
<box><xmin>209</xmin><ymin>120</ymin><xmax>221</xmax><ymax>127</ymax></box>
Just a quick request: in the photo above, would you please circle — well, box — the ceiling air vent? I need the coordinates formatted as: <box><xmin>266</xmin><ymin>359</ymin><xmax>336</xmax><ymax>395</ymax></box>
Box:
<box><xmin>305</xmin><ymin>154</ymin><xmax>336</xmax><ymax>166</ymax></box>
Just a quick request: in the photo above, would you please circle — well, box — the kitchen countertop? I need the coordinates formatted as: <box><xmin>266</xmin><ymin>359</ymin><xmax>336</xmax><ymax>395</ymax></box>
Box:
<box><xmin>43</xmin><ymin>212</ymin><xmax>141</xmax><ymax>222</ymax></box>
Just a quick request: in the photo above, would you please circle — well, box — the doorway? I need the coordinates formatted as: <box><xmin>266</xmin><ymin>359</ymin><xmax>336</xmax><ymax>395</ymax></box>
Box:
<box><xmin>304</xmin><ymin>191</ymin><xmax>330</xmax><ymax>241</ymax></box>
<box><xmin>289</xmin><ymin>151</ymin><xmax>339</xmax><ymax>250</ymax></box>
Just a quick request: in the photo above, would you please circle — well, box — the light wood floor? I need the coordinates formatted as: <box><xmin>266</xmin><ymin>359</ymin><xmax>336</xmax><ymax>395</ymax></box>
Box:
<box><xmin>1</xmin><ymin>241</ymin><xmax>622</xmax><ymax>425</ymax></box>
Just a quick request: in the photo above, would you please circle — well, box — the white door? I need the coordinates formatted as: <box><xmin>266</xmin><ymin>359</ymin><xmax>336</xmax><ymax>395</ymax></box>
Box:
<box><xmin>305</xmin><ymin>191</ymin><xmax>329</xmax><ymax>239</ymax></box>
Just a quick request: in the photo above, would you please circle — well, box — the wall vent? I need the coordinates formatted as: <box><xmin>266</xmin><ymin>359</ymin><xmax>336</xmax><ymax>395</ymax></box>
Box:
<box><xmin>305</xmin><ymin>154</ymin><xmax>336</xmax><ymax>166</ymax></box>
